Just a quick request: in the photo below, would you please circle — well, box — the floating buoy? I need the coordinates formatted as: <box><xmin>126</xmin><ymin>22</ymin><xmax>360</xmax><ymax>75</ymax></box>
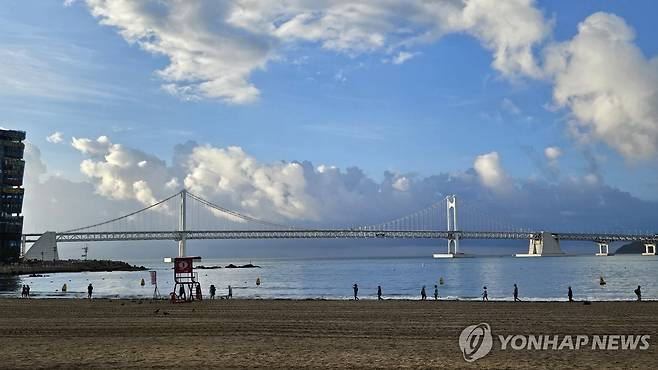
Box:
<box><xmin>439</xmin><ymin>277</ymin><xmax>444</xmax><ymax>285</ymax></box>
<box><xmin>599</xmin><ymin>276</ymin><xmax>606</xmax><ymax>286</ymax></box>
<box><xmin>140</xmin><ymin>278</ymin><xmax>145</xmax><ymax>286</ymax></box>
<box><xmin>62</xmin><ymin>283</ymin><xmax>67</xmax><ymax>292</ymax></box>
<box><xmin>256</xmin><ymin>277</ymin><xmax>261</xmax><ymax>286</ymax></box>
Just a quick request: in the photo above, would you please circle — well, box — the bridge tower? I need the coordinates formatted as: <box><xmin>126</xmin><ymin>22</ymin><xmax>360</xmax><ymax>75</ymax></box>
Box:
<box><xmin>433</xmin><ymin>195</ymin><xmax>469</xmax><ymax>258</ymax></box>
<box><xmin>446</xmin><ymin>195</ymin><xmax>459</xmax><ymax>254</ymax></box>
<box><xmin>178</xmin><ymin>189</ymin><xmax>187</xmax><ymax>258</ymax></box>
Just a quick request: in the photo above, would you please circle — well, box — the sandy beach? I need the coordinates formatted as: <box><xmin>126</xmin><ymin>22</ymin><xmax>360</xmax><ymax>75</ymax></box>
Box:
<box><xmin>0</xmin><ymin>299</ymin><xmax>656</xmax><ymax>369</ymax></box>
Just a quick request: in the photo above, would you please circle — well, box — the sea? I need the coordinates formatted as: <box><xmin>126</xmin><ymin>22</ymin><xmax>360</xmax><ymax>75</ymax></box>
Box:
<box><xmin>2</xmin><ymin>254</ymin><xmax>656</xmax><ymax>301</ymax></box>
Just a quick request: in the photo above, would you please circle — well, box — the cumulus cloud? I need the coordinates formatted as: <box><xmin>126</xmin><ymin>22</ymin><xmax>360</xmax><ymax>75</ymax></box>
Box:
<box><xmin>46</xmin><ymin>131</ymin><xmax>64</xmax><ymax>144</ymax></box>
<box><xmin>544</xmin><ymin>12</ymin><xmax>658</xmax><ymax>160</ymax></box>
<box><xmin>78</xmin><ymin>0</ymin><xmax>550</xmax><ymax>103</ymax></box>
<box><xmin>392</xmin><ymin>176</ymin><xmax>411</xmax><ymax>191</ymax></box>
<box><xmin>473</xmin><ymin>151</ymin><xmax>510</xmax><ymax>189</ymax></box>
<box><xmin>544</xmin><ymin>146</ymin><xmax>562</xmax><ymax>167</ymax></box>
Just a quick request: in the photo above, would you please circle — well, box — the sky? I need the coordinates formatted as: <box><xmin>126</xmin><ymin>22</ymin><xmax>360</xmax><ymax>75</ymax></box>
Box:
<box><xmin>2</xmin><ymin>1</ymin><xmax>658</xmax><ymax>258</ymax></box>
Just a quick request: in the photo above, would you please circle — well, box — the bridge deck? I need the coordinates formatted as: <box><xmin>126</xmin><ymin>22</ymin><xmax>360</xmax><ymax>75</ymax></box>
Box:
<box><xmin>22</xmin><ymin>230</ymin><xmax>658</xmax><ymax>243</ymax></box>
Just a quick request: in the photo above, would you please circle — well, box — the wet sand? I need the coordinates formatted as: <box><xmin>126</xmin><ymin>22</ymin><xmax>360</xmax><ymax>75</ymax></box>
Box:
<box><xmin>0</xmin><ymin>299</ymin><xmax>656</xmax><ymax>369</ymax></box>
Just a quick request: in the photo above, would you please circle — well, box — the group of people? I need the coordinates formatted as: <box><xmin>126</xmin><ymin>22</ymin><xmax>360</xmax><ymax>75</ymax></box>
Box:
<box><xmin>207</xmin><ymin>284</ymin><xmax>233</xmax><ymax>299</ymax></box>
<box><xmin>357</xmin><ymin>283</ymin><xmax>440</xmax><ymax>301</ymax></box>
<box><xmin>20</xmin><ymin>284</ymin><xmax>31</xmax><ymax>298</ymax></box>
<box><xmin>353</xmin><ymin>282</ymin><xmax>645</xmax><ymax>302</ymax></box>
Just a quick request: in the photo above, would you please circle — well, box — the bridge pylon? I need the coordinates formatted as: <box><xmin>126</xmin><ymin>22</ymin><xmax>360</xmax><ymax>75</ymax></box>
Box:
<box><xmin>516</xmin><ymin>231</ymin><xmax>565</xmax><ymax>257</ymax></box>
<box><xmin>433</xmin><ymin>195</ymin><xmax>470</xmax><ymax>258</ymax></box>
<box><xmin>178</xmin><ymin>189</ymin><xmax>187</xmax><ymax>258</ymax></box>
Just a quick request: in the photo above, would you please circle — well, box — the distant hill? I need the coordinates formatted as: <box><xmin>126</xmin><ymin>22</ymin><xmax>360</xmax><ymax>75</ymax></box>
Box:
<box><xmin>615</xmin><ymin>241</ymin><xmax>648</xmax><ymax>254</ymax></box>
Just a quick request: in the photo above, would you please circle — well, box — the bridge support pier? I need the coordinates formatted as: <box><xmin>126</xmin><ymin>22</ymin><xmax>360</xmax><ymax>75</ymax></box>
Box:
<box><xmin>642</xmin><ymin>243</ymin><xmax>656</xmax><ymax>256</ymax></box>
<box><xmin>516</xmin><ymin>231</ymin><xmax>565</xmax><ymax>257</ymax></box>
<box><xmin>596</xmin><ymin>242</ymin><xmax>610</xmax><ymax>256</ymax></box>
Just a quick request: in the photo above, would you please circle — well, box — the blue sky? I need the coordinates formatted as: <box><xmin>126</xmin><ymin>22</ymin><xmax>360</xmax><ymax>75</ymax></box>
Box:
<box><xmin>2</xmin><ymin>1</ymin><xmax>658</xmax><ymax>254</ymax></box>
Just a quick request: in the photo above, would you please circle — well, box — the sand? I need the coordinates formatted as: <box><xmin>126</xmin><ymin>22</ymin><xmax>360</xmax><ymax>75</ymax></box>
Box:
<box><xmin>0</xmin><ymin>299</ymin><xmax>656</xmax><ymax>369</ymax></box>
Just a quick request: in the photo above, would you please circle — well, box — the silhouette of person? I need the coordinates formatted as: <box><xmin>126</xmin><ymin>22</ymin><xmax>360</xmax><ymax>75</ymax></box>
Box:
<box><xmin>635</xmin><ymin>285</ymin><xmax>642</xmax><ymax>301</ymax></box>
<box><xmin>195</xmin><ymin>284</ymin><xmax>202</xmax><ymax>300</ymax></box>
<box><xmin>21</xmin><ymin>285</ymin><xmax>26</xmax><ymax>298</ymax></box>
<box><xmin>434</xmin><ymin>285</ymin><xmax>439</xmax><ymax>300</ymax></box>
<box><xmin>353</xmin><ymin>283</ymin><xmax>359</xmax><ymax>300</ymax></box>
<box><xmin>377</xmin><ymin>285</ymin><xmax>382</xmax><ymax>300</ymax></box>
<box><xmin>421</xmin><ymin>286</ymin><xmax>427</xmax><ymax>300</ymax></box>
<box><xmin>513</xmin><ymin>284</ymin><xmax>520</xmax><ymax>302</ymax></box>
<box><xmin>179</xmin><ymin>284</ymin><xmax>185</xmax><ymax>300</ymax></box>
<box><xmin>209</xmin><ymin>284</ymin><xmax>216</xmax><ymax>299</ymax></box>
<box><xmin>482</xmin><ymin>286</ymin><xmax>488</xmax><ymax>301</ymax></box>
<box><xmin>228</xmin><ymin>285</ymin><xmax>232</xmax><ymax>299</ymax></box>
<box><xmin>568</xmin><ymin>286</ymin><xmax>573</xmax><ymax>302</ymax></box>
<box><xmin>26</xmin><ymin>285</ymin><xmax>30</xmax><ymax>298</ymax></box>
<box><xmin>87</xmin><ymin>283</ymin><xmax>93</xmax><ymax>299</ymax></box>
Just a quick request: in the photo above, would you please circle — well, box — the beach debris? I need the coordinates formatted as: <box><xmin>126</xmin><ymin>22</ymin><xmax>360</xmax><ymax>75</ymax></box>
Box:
<box><xmin>162</xmin><ymin>311</ymin><xmax>170</xmax><ymax>316</ymax></box>
<box><xmin>154</xmin><ymin>309</ymin><xmax>160</xmax><ymax>314</ymax></box>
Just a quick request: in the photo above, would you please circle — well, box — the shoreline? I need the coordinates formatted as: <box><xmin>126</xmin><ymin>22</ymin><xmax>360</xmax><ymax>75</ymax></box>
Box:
<box><xmin>1</xmin><ymin>299</ymin><xmax>656</xmax><ymax>368</ymax></box>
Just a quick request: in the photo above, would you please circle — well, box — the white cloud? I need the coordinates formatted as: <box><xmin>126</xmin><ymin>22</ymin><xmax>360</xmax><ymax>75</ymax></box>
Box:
<box><xmin>79</xmin><ymin>0</ymin><xmax>550</xmax><ymax>103</ymax></box>
<box><xmin>544</xmin><ymin>146</ymin><xmax>562</xmax><ymax>167</ymax></box>
<box><xmin>544</xmin><ymin>12</ymin><xmax>658</xmax><ymax>160</ymax></box>
<box><xmin>392</xmin><ymin>51</ymin><xmax>417</xmax><ymax>65</ymax></box>
<box><xmin>392</xmin><ymin>176</ymin><xmax>411</xmax><ymax>191</ymax></box>
<box><xmin>46</xmin><ymin>131</ymin><xmax>64</xmax><ymax>144</ymax></box>
<box><xmin>473</xmin><ymin>151</ymin><xmax>510</xmax><ymax>188</ymax></box>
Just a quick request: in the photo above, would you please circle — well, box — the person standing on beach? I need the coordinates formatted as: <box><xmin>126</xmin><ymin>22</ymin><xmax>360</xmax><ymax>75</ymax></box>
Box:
<box><xmin>635</xmin><ymin>285</ymin><xmax>642</xmax><ymax>301</ymax></box>
<box><xmin>568</xmin><ymin>286</ymin><xmax>573</xmax><ymax>302</ymax></box>
<box><xmin>209</xmin><ymin>285</ymin><xmax>216</xmax><ymax>299</ymax></box>
<box><xmin>377</xmin><ymin>285</ymin><xmax>382</xmax><ymax>300</ymax></box>
<box><xmin>420</xmin><ymin>286</ymin><xmax>427</xmax><ymax>300</ymax></box>
<box><xmin>26</xmin><ymin>285</ymin><xmax>30</xmax><ymax>298</ymax></box>
<box><xmin>482</xmin><ymin>286</ymin><xmax>488</xmax><ymax>301</ymax></box>
<box><xmin>20</xmin><ymin>285</ymin><xmax>25</xmax><ymax>298</ymax></box>
<box><xmin>87</xmin><ymin>283</ymin><xmax>93</xmax><ymax>299</ymax></box>
<box><xmin>434</xmin><ymin>285</ymin><xmax>439</xmax><ymax>300</ymax></box>
<box><xmin>353</xmin><ymin>283</ymin><xmax>359</xmax><ymax>300</ymax></box>
<box><xmin>513</xmin><ymin>284</ymin><xmax>520</xmax><ymax>302</ymax></box>
<box><xmin>228</xmin><ymin>285</ymin><xmax>232</xmax><ymax>299</ymax></box>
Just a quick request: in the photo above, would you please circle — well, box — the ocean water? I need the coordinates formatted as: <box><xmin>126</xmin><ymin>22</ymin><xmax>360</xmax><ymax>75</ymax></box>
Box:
<box><xmin>2</xmin><ymin>254</ymin><xmax>657</xmax><ymax>301</ymax></box>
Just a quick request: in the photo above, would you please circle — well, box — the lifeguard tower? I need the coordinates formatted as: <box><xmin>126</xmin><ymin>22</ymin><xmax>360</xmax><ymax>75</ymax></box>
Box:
<box><xmin>169</xmin><ymin>256</ymin><xmax>202</xmax><ymax>303</ymax></box>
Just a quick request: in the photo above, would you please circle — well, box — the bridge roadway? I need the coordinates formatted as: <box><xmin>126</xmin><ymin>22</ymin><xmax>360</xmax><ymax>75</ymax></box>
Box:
<box><xmin>23</xmin><ymin>230</ymin><xmax>658</xmax><ymax>243</ymax></box>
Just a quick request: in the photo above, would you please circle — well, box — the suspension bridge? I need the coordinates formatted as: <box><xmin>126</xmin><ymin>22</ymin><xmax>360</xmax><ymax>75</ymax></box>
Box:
<box><xmin>22</xmin><ymin>190</ymin><xmax>658</xmax><ymax>259</ymax></box>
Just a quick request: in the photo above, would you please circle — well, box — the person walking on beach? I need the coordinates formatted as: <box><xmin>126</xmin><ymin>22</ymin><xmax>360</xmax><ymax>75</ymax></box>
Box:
<box><xmin>377</xmin><ymin>285</ymin><xmax>383</xmax><ymax>300</ymax></box>
<box><xmin>228</xmin><ymin>285</ymin><xmax>232</xmax><ymax>299</ymax></box>
<box><xmin>26</xmin><ymin>285</ymin><xmax>30</xmax><ymax>298</ymax></box>
<box><xmin>20</xmin><ymin>285</ymin><xmax>26</xmax><ymax>298</ymax></box>
<box><xmin>421</xmin><ymin>286</ymin><xmax>427</xmax><ymax>300</ymax></box>
<box><xmin>87</xmin><ymin>283</ymin><xmax>93</xmax><ymax>299</ymax></box>
<box><xmin>209</xmin><ymin>284</ymin><xmax>216</xmax><ymax>299</ymax></box>
<box><xmin>482</xmin><ymin>286</ymin><xmax>488</xmax><ymax>302</ymax></box>
<box><xmin>353</xmin><ymin>283</ymin><xmax>359</xmax><ymax>300</ymax></box>
<box><xmin>513</xmin><ymin>284</ymin><xmax>520</xmax><ymax>302</ymax></box>
<box><xmin>635</xmin><ymin>285</ymin><xmax>642</xmax><ymax>301</ymax></box>
<box><xmin>195</xmin><ymin>284</ymin><xmax>202</xmax><ymax>300</ymax></box>
<box><xmin>434</xmin><ymin>285</ymin><xmax>439</xmax><ymax>300</ymax></box>
<box><xmin>568</xmin><ymin>286</ymin><xmax>573</xmax><ymax>302</ymax></box>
